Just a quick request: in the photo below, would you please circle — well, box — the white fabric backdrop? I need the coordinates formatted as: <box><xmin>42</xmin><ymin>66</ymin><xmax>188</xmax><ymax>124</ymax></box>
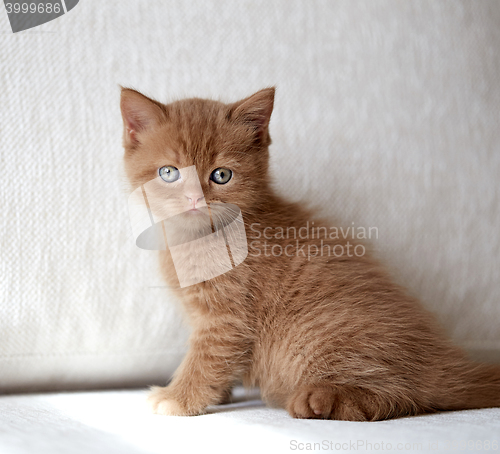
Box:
<box><xmin>1</xmin><ymin>0</ymin><xmax>499</xmax><ymax>391</ymax></box>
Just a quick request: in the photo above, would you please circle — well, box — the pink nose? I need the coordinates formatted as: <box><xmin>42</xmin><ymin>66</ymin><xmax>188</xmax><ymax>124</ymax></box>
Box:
<box><xmin>185</xmin><ymin>194</ymin><xmax>204</xmax><ymax>208</ymax></box>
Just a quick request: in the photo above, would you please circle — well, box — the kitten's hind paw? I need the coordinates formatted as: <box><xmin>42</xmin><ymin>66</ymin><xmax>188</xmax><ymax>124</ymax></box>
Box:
<box><xmin>147</xmin><ymin>386</ymin><xmax>203</xmax><ymax>416</ymax></box>
<box><xmin>286</xmin><ymin>385</ymin><xmax>337</xmax><ymax>419</ymax></box>
<box><xmin>286</xmin><ymin>385</ymin><xmax>374</xmax><ymax>421</ymax></box>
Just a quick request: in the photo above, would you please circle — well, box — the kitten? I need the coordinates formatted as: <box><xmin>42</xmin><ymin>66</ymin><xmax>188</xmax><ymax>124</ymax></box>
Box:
<box><xmin>120</xmin><ymin>87</ymin><xmax>500</xmax><ymax>420</ymax></box>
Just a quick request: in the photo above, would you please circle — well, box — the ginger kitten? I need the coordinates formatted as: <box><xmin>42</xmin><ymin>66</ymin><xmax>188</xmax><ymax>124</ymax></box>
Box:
<box><xmin>120</xmin><ymin>87</ymin><xmax>500</xmax><ymax>420</ymax></box>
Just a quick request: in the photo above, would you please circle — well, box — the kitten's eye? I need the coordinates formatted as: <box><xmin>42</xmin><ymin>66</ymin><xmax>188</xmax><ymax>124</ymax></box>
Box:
<box><xmin>159</xmin><ymin>166</ymin><xmax>180</xmax><ymax>183</ymax></box>
<box><xmin>210</xmin><ymin>168</ymin><xmax>232</xmax><ymax>185</ymax></box>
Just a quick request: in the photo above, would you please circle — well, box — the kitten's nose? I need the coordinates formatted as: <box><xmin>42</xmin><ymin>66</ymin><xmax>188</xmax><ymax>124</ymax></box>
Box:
<box><xmin>185</xmin><ymin>193</ymin><xmax>204</xmax><ymax>208</ymax></box>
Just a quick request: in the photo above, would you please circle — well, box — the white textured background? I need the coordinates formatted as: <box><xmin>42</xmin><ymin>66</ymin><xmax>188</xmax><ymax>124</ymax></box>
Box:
<box><xmin>0</xmin><ymin>0</ymin><xmax>499</xmax><ymax>391</ymax></box>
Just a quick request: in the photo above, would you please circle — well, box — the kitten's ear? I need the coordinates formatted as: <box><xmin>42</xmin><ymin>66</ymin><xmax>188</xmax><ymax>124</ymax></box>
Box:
<box><xmin>230</xmin><ymin>87</ymin><xmax>275</xmax><ymax>144</ymax></box>
<box><xmin>120</xmin><ymin>88</ymin><xmax>166</xmax><ymax>147</ymax></box>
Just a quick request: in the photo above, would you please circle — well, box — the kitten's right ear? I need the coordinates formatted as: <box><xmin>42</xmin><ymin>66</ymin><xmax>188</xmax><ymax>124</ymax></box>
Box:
<box><xmin>120</xmin><ymin>88</ymin><xmax>166</xmax><ymax>147</ymax></box>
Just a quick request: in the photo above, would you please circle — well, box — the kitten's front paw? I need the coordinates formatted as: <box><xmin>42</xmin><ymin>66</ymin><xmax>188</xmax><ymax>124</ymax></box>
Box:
<box><xmin>147</xmin><ymin>386</ymin><xmax>203</xmax><ymax>416</ymax></box>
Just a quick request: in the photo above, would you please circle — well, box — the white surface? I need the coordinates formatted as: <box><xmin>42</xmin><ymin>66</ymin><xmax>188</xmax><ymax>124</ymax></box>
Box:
<box><xmin>1</xmin><ymin>0</ymin><xmax>500</xmax><ymax>390</ymax></box>
<box><xmin>0</xmin><ymin>388</ymin><xmax>499</xmax><ymax>454</ymax></box>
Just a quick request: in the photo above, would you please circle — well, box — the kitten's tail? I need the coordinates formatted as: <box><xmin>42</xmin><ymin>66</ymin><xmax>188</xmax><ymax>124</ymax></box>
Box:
<box><xmin>439</xmin><ymin>361</ymin><xmax>500</xmax><ymax>411</ymax></box>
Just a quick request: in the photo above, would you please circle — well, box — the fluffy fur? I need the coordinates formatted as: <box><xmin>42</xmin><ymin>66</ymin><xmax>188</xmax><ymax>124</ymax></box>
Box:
<box><xmin>120</xmin><ymin>87</ymin><xmax>500</xmax><ymax>420</ymax></box>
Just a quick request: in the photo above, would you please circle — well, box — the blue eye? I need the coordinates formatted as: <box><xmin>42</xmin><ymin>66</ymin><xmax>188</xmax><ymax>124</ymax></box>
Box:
<box><xmin>210</xmin><ymin>168</ymin><xmax>232</xmax><ymax>184</ymax></box>
<box><xmin>159</xmin><ymin>166</ymin><xmax>180</xmax><ymax>183</ymax></box>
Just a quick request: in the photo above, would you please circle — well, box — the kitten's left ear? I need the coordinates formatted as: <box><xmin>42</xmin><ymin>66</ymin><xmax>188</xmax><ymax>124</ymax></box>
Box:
<box><xmin>230</xmin><ymin>87</ymin><xmax>275</xmax><ymax>145</ymax></box>
<box><xmin>120</xmin><ymin>87</ymin><xmax>166</xmax><ymax>148</ymax></box>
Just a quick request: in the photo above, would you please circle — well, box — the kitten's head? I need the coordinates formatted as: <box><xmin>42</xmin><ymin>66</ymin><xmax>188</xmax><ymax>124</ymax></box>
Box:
<box><xmin>120</xmin><ymin>87</ymin><xmax>275</xmax><ymax>224</ymax></box>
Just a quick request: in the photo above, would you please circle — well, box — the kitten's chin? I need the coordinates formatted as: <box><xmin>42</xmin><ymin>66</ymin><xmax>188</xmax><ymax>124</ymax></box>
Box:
<box><xmin>181</xmin><ymin>210</ymin><xmax>212</xmax><ymax>232</ymax></box>
<box><xmin>162</xmin><ymin>210</ymin><xmax>213</xmax><ymax>246</ymax></box>
<box><xmin>185</xmin><ymin>208</ymin><xmax>204</xmax><ymax>216</ymax></box>
<box><xmin>180</xmin><ymin>208</ymin><xmax>210</xmax><ymax>221</ymax></box>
